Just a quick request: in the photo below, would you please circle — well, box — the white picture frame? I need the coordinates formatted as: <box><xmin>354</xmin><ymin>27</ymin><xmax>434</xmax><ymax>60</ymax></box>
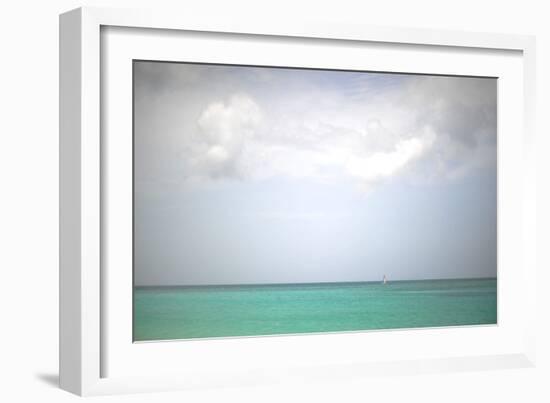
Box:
<box><xmin>59</xmin><ymin>6</ymin><xmax>537</xmax><ymax>396</ymax></box>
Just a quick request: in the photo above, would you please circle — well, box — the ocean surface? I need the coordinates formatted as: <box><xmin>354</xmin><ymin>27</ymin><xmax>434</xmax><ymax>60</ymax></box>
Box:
<box><xmin>133</xmin><ymin>278</ymin><xmax>497</xmax><ymax>341</ymax></box>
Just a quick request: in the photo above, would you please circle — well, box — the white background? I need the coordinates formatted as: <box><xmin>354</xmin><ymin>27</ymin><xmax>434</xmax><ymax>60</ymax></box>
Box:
<box><xmin>0</xmin><ymin>0</ymin><xmax>548</xmax><ymax>402</ymax></box>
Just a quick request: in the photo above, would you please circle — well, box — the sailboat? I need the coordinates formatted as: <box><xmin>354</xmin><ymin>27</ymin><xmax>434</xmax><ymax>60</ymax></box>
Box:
<box><xmin>383</xmin><ymin>274</ymin><xmax>387</xmax><ymax>285</ymax></box>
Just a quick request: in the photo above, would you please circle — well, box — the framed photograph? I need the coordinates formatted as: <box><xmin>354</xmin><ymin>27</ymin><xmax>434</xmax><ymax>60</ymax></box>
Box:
<box><xmin>60</xmin><ymin>7</ymin><xmax>537</xmax><ymax>396</ymax></box>
<box><xmin>132</xmin><ymin>60</ymin><xmax>500</xmax><ymax>342</ymax></box>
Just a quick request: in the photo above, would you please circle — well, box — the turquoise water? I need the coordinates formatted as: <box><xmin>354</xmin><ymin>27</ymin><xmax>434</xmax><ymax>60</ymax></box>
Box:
<box><xmin>133</xmin><ymin>278</ymin><xmax>497</xmax><ymax>341</ymax></box>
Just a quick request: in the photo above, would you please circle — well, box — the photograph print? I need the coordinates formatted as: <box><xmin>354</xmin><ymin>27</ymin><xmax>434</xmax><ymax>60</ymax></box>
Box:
<box><xmin>133</xmin><ymin>61</ymin><xmax>497</xmax><ymax>342</ymax></box>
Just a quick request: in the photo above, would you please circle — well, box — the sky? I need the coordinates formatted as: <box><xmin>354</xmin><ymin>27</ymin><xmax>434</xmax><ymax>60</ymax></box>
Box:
<box><xmin>133</xmin><ymin>61</ymin><xmax>497</xmax><ymax>286</ymax></box>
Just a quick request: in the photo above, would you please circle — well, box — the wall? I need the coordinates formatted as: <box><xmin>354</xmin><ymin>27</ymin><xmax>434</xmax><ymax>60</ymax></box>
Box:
<box><xmin>0</xmin><ymin>0</ymin><xmax>548</xmax><ymax>401</ymax></box>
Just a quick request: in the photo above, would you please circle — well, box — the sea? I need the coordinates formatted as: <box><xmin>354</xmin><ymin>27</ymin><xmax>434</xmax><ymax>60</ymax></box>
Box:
<box><xmin>133</xmin><ymin>277</ymin><xmax>497</xmax><ymax>341</ymax></box>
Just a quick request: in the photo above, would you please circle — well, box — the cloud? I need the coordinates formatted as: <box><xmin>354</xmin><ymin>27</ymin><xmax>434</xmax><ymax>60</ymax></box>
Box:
<box><xmin>346</xmin><ymin>126</ymin><xmax>436</xmax><ymax>184</ymax></box>
<box><xmin>136</xmin><ymin>64</ymin><xmax>496</xmax><ymax>191</ymax></box>
<box><xmin>185</xmin><ymin>94</ymin><xmax>263</xmax><ymax>179</ymax></box>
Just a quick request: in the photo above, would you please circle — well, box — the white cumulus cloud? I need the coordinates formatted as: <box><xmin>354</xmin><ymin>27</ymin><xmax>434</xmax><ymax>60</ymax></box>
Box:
<box><xmin>346</xmin><ymin>127</ymin><xmax>436</xmax><ymax>185</ymax></box>
<box><xmin>186</xmin><ymin>94</ymin><xmax>263</xmax><ymax>179</ymax></box>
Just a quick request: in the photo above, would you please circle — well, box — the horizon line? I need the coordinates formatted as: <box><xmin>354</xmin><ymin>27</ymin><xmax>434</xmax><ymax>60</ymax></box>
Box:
<box><xmin>134</xmin><ymin>276</ymin><xmax>497</xmax><ymax>288</ymax></box>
